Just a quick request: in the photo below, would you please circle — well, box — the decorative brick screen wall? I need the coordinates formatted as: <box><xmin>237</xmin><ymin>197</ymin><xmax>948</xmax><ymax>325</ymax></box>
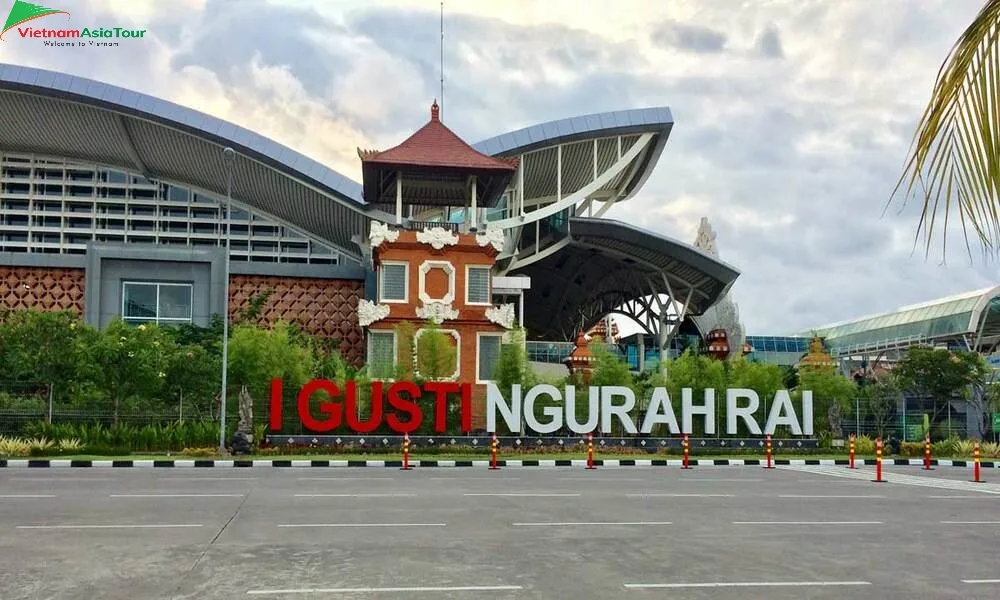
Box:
<box><xmin>0</xmin><ymin>267</ymin><xmax>85</xmax><ymax>315</ymax></box>
<box><xmin>229</xmin><ymin>275</ymin><xmax>365</xmax><ymax>365</ymax></box>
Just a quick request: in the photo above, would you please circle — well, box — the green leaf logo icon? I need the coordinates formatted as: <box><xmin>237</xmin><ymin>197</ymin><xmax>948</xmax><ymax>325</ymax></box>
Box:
<box><xmin>1</xmin><ymin>0</ymin><xmax>70</xmax><ymax>41</ymax></box>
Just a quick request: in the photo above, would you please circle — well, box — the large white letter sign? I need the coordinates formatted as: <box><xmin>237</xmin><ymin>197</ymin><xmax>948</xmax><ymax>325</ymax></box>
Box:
<box><xmin>801</xmin><ymin>390</ymin><xmax>814</xmax><ymax>436</ymax></box>
<box><xmin>523</xmin><ymin>384</ymin><xmax>563</xmax><ymax>434</ymax></box>
<box><xmin>487</xmin><ymin>383</ymin><xmax>521</xmax><ymax>433</ymax></box>
<box><xmin>640</xmin><ymin>387</ymin><xmax>680</xmax><ymax>434</ymax></box>
<box><xmin>601</xmin><ymin>386</ymin><xmax>637</xmax><ymax>434</ymax></box>
<box><xmin>764</xmin><ymin>390</ymin><xmax>802</xmax><ymax>435</ymax></box>
<box><xmin>565</xmin><ymin>385</ymin><xmax>599</xmax><ymax>434</ymax></box>
<box><xmin>682</xmin><ymin>388</ymin><xmax>716</xmax><ymax>435</ymax></box>
<box><xmin>726</xmin><ymin>388</ymin><xmax>761</xmax><ymax>435</ymax></box>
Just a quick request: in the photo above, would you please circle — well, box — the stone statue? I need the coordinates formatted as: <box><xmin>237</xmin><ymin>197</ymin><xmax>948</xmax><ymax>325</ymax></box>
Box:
<box><xmin>828</xmin><ymin>402</ymin><xmax>842</xmax><ymax>439</ymax></box>
<box><xmin>237</xmin><ymin>385</ymin><xmax>253</xmax><ymax>435</ymax></box>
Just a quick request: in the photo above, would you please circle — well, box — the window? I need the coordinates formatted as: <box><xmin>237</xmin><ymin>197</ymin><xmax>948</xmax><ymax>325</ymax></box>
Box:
<box><xmin>368</xmin><ymin>331</ymin><xmax>396</xmax><ymax>379</ymax></box>
<box><xmin>122</xmin><ymin>282</ymin><xmax>193</xmax><ymax>324</ymax></box>
<box><xmin>379</xmin><ymin>262</ymin><xmax>408</xmax><ymax>303</ymax></box>
<box><xmin>466</xmin><ymin>266</ymin><xmax>491</xmax><ymax>305</ymax></box>
<box><xmin>477</xmin><ymin>333</ymin><xmax>503</xmax><ymax>382</ymax></box>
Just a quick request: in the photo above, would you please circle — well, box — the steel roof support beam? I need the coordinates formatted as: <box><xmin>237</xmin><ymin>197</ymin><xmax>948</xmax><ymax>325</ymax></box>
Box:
<box><xmin>489</xmin><ymin>133</ymin><xmax>653</xmax><ymax>230</ymax></box>
<box><xmin>114</xmin><ymin>115</ymin><xmax>150</xmax><ymax>178</ymax></box>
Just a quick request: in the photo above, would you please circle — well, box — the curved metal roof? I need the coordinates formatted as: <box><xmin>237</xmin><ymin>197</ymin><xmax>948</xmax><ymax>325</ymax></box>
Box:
<box><xmin>472</xmin><ymin>107</ymin><xmax>673</xmax><ymax>204</ymax></box>
<box><xmin>513</xmin><ymin>217</ymin><xmax>740</xmax><ymax>340</ymax></box>
<box><xmin>0</xmin><ymin>63</ymin><xmax>390</xmax><ymax>260</ymax></box>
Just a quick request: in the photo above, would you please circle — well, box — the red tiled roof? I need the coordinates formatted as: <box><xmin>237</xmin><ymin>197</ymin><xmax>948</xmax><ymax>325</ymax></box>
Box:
<box><xmin>358</xmin><ymin>101</ymin><xmax>519</xmax><ymax>172</ymax></box>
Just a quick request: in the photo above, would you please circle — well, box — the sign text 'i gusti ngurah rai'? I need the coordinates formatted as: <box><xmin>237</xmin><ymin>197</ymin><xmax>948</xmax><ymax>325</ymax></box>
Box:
<box><xmin>269</xmin><ymin>379</ymin><xmax>814</xmax><ymax>436</ymax></box>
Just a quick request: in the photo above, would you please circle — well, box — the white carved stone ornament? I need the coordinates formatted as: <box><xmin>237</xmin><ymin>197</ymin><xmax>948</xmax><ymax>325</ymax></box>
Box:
<box><xmin>485</xmin><ymin>303</ymin><xmax>516</xmax><ymax>329</ymax></box>
<box><xmin>416</xmin><ymin>226</ymin><xmax>459</xmax><ymax>250</ymax></box>
<box><xmin>475</xmin><ymin>227</ymin><xmax>505</xmax><ymax>252</ymax></box>
<box><xmin>416</xmin><ymin>301</ymin><xmax>460</xmax><ymax>324</ymax></box>
<box><xmin>357</xmin><ymin>299</ymin><xmax>390</xmax><ymax>326</ymax></box>
<box><xmin>369</xmin><ymin>221</ymin><xmax>399</xmax><ymax>247</ymax></box>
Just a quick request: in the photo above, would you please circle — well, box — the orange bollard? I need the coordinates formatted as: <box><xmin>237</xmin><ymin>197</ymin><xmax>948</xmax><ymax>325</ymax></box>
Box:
<box><xmin>489</xmin><ymin>433</ymin><xmax>499</xmax><ymax>470</ymax></box>
<box><xmin>972</xmin><ymin>441</ymin><xmax>983</xmax><ymax>483</ymax></box>
<box><xmin>681</xmin><ymin>434</ymin><xmax>691</xmax><ymax>469</ymax></box>
<box><xmin>763</xmin><ymin>434</ymin><xmax>775</xmax><ymax>469</ymax></box>
<box><xmin>586</xmin><ymin>433</ymin><xmax>596</xmax><ymax>470</ymax></box>
<box><xmin>924</xmin><ymin>435</ymin><xmax>933</xmax><ymax>470</ymax></box>
<box><xmin>400</xmin><ymin>432</ymin><xmax>412</xmax><ymax>471</ymax></box>
<box><xmin>849</xmin><ymin>433</ymin><xmax>856</xmax><ymax>469</ymax></box>
<box><xmin>872</xmin><ymin>437</ymin><xmax>885</xmax><ymax>483</ymax></box>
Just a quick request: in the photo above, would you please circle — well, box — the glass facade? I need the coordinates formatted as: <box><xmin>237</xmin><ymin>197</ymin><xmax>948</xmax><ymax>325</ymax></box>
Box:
<box><xmin>478</xmin><ymin>335</ymin><xmax>503</xmax><ymax>381</ymax></box>
<box><xmin>0</xmin><ymin>152</ymin><xmax>344</xmax><ymax>264</ymax></box>
<box><xmin>379</xmin><ymin>263</ymin><xmax>408</xmax><ymax>302</ymax></box>
<box><xmin>367</xmin><ymin>331</ymin><xmax>396</xmax><ymax>379</ymax></box>
<box><xmin>745</xmin><ymin>336</ymin><xmax>810</xmax><ymax>366</ymax></box>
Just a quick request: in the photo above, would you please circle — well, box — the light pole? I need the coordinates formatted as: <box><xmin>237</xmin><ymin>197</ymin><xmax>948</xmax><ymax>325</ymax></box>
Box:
<box><xmin>219</xmin><ymin>147</ymin><xmax>235</xmax><ymax>454</ymax></box>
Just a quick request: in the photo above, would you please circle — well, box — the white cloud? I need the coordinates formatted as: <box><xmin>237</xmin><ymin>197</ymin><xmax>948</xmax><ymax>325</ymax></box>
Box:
<box><xmin>2</xmin><ymin>0</ymin><xmax>996</xmax><ymax>338</ymax></box>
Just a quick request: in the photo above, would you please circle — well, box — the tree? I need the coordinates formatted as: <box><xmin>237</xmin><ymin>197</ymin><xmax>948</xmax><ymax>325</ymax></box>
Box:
<box><xmin>227</xmin><ymin>321</ymin><xmax>312</xmax><ymax>403</ymax></box>
<box><xmin>728</xmin><ymin>357</ymin><xmax>787</xmax><ymax>436</ymax></box>
<box><xmin>90</xmin><ymin>319</ymin><xmax>176</xmax><ymax>425</ymax></box>
<box><xmin>164</xmin><ymin>344</ymin><xmax>221</xmax><ymax>420</ymax></box>
<box><xmin>660</xmin><ymin>349</ymin><xmax>726</xmax><ymax>436</ymax></box>
<box><xmin>413</xmin><ymin>323</ymin><xmax>458</xmax><ymax>380</ymax></box>
<box><xmin>894</xmin><ymin>346</ymin><xmax>987</xmax><ymax>408</ymax></box>
<box><xmin>890</xmin><ymin>0</ymin><xmax>1000</xmax><ymax>258</ymax></box>
<box><xmin>796</xmin><ymin>364</ymin><xmax>858</xmax><ymax>438</ymax></box>
<box><xmin>494</xmin><ymin>328</ymin><xmax>535</xmax><ymax>391</ymax></box>
<box><xmin>0</xmin><ymin>310</ymin><xmax>95</xmax><ymax>402</ymax></box>
<box><xmin>862</xmin><ymin>375</ymin><xmax>901</xmax><ymax>439</ymax></box>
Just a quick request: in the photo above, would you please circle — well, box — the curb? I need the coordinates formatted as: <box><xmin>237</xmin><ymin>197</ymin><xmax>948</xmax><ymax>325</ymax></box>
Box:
<box><xmin>0</xmin><ymin>458</ymin><xmax>996</xmax><ymax>468</ymax></box>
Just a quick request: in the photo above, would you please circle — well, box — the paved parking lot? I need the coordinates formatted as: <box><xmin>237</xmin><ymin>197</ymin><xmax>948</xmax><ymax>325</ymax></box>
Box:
<box><xmin>1</xmin><ymin>464</ymin><xmax>998</xmax><ymax>599</ymax></box>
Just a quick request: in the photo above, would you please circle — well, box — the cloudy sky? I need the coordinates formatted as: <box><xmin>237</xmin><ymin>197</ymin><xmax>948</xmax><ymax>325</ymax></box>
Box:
<box><xmin>2</xmin><ymin>0</ymin><xmax>996</xmax><ymax>336</ymax></box>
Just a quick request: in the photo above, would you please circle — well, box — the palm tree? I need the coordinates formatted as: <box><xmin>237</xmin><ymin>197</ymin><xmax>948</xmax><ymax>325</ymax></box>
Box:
<box><xmin>890</xmin><ymin>0</ymin><xmax>1000</xmax><ymax>260</ymax></box>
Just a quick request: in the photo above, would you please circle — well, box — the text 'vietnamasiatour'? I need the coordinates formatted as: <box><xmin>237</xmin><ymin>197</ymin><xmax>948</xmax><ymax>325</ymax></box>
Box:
<box><xmin>269</xmin><ymin>380</ymin><xmax>814</xmax><ymax>436</ymax></box>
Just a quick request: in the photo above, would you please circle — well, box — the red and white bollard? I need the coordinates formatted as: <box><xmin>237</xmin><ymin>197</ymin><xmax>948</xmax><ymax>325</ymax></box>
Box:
<box><xmin>923</xmin><ymin>434</ymin><xmax>933</xmax><ymax>471</ymax></box>
<box><xmin>763</xmin><ymin>434</ymin><xmax>774</xmax><ymax>469</ymax></box>
<box><xmin>849</xmin><ymin>433</ymin><xmax>856</xmax><ymax>469</ymax></box>
<box><xmin>972</xmin><ymin>441</ymin><xmax>983</xmax><ymax>483</ymax></box>
<box><xmin>681</xmin><ymin>434</ymin><xmax>691</xmax><ymax>470</ymax></box>
<box><xmin>489</xmin><ymin>433</ymin><xmax>500</xmax><ymax>471</ymax></box>
<box><xmin>872</xmin><ymin>437</ymin><xmax>885</xmax><ymax>483</ymax></box>
<box><xmin>400</xmin><ymin>432</ymin><xmax>412</xmax><ymax>471</ymax></box>
<box><xmin>586</xmin><ymin>433</ymin><xmax>596</xmax><ymax>470</ymax></box>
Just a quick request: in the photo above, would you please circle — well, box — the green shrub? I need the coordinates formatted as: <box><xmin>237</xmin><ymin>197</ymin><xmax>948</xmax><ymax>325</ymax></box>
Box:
<box><xmin>899</xmin><ymin>441</ymin><xmax>925</xmax><ymax>457</ymax></box>
<box><xmin>853</xmin><ymin>435</ymin><xmax>875</xmax><ymax>455</ymax></box>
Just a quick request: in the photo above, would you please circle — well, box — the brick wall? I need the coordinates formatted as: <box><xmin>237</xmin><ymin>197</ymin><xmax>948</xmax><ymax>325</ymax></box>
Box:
<box><xmin>0</xmin><ymin>266</ymin><xmax>85</xmax><ymax>315</ymax></box>
<box><xmin>229</xmin><ymin>275</ymin><xmax>365</xmax><ymax>365</ymax></box>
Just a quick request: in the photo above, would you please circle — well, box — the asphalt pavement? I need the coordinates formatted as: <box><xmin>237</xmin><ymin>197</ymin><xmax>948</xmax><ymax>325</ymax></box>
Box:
<box><xmin>1</xmin><ymin>464</ymin><xmax>998</xmax><ymax>599</ymax></box>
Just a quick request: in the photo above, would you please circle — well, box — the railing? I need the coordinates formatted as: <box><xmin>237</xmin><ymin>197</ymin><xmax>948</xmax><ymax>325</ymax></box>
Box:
<box><xmin>407</xmin><ymin>220</ymin><xmax>460</xmax><ymax>233</ymax></box>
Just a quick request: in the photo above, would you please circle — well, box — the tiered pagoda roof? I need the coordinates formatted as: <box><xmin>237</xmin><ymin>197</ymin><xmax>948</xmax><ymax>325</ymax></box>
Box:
<box><xmin>358</xmin><ymin>101</ymin><xmax>519</xmax><ymax>208</ymax></box>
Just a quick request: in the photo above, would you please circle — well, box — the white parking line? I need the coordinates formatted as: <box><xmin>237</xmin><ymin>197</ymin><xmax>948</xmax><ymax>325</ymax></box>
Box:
<box><xmin>464</xmin><ymin>493</ymin><xmax>579</xmax><ymax>497</ymax></box>
<box><xmin>247</xmin><ymin>585</ymin><xmax>523</xmax><ymax>595</ymax></box>
<box><xmin>17</xmin><ymin>524</ymin><xmax>204</xmax><ymax>529</ymax></box>
<box><xmin>110</xmin><ymin>494</ymin><xmax>245</xmax><ymax>498</ymax></box>
<box><xmin>777</xmin><ymin>495</ymin><xmax>885</xmax><ymax>499</ymax></box>
<box><xmin>295</xmin><ymin>477</ymin><xmax>395</xmax><ymax>481</ymax></box>
<box><xmin>293</xmin><ymin>494</ymin><xmax>416</xmax><ymax>498</ymax></box>
<box><xmin>513</xmin><ymin>521</ymin><xmax>671</xmax><ymax>527</ymax></box>
<box><xmin>962</xmin><ymin>579</ymin><xmax>1000</xmax><ymax>584</ymax></box>
<box><xmin>940</xmin><ymin>521</ymin><xmax>1000</xmax><ymax>524</ymax></box>
<box><xmin>158</xmin><ymin>477</ymin><xmax>258</xmax><ymax>481</ymax></box>
<box><xmin>732</xmin><ymin>521</ymin><xmax>882</xmax><ymax>525</ymax></box>
<box><xmin>626</xmin><ymin>493</ymin><xmax>734</xmax><ymax>498</ymax></box>
<box><xmin>683</xmin><ymin>478</ymin><xmax>763</xmax><ymax>482</ymax></box>
<box><xmin>277</xmin><ymin>523</ymin><xmax>446</xmax><ymax>528</ymax></box>
<box><xmin>559</xmin><ymin>477</ymin><xmax>645</xmax><ymax>481</ymax></box>
<box><xmin>624</xmin><ymin>581</ymin><xmax>871</xmax><ymax>589</ymax></box>
<box><xmin>0</xmin><ymin>494</ymin><xmax>56</xmax><ymax>498</ymax></box>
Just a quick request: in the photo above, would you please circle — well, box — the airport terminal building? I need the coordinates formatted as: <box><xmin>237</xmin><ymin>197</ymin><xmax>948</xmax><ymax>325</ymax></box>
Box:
<box><xmin>0</xmin><ymin>64</ymin><xmax>742</xmax><ymax>393</ymax></box>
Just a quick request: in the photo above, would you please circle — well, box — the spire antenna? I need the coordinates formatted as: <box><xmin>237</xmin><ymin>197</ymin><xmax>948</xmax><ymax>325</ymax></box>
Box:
<box><xmin>440</xmin><ymin>1</ymin><xmax>444</xmax><ymax>121</ymax></box>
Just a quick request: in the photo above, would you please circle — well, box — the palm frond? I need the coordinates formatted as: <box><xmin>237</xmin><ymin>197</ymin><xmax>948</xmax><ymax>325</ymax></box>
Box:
<box><xmin>889</xmin><ymin>0</ymin><xmax>1000</xmax><ymax>261</ymax></box>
